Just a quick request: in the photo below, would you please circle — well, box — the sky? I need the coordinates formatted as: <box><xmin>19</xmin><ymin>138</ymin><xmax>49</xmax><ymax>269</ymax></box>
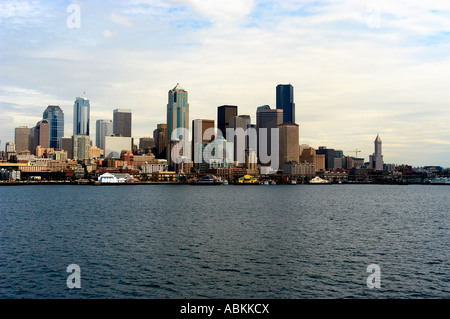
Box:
<box><xmin>0</xmin><ymin>0</ymin><xmax>449</xmax><ymax>167</ymax></box>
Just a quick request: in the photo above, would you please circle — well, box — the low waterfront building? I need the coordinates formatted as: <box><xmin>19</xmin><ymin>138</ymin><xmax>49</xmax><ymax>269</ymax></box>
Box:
<box><xmin>0</xmin><ymin>168</ymin><xmax>21</xmax><ymax>180</ymax></box>
<box><xmin>141</xmin><ymin>163</ymin><xmax>168</xmax><ymax>174</ymax></box>
<box><xmin>97</xmin><ymin>172</ymin><xmax>132</xmax><ymax>183</ymax></box>
<box><xmin>282</xmin><ymin>161</ymin><xmax>316</xmax><ymax>178</ymax></box>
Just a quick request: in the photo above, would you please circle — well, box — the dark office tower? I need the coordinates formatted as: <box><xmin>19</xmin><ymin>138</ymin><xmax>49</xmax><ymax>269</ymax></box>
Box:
<box><xmin>29</xmin><ymin>119</ymin><xmax>50</xmax><ymax>154</ymax></box>
<box><xmin>153</xmin><ymin>124</ymin><xmax>168</xmax><ymax>159</ymax></box>
<box><xmin>256</xmin><ymin>105</ymin><xmax>283</xmax><ymax>164</ymax></box>
<box><xmin>316</xmin><ymin>146</ymin><xmax>335</xmax><ymax>170</ymax></box>
<box><xmin>139</xmin><ymin>137</ymin><xmax>154</xmax><ymax>153</ymax></box>
<box><xmin>276</xmin><ymin>84</ymin><xmax>295</xmax><ymax>124</ymax></box>
<box><xmin>43</xmin><ymin>105</ymin><xmax>64</xmax><ymax>150</ymax></box>
<box><xmin>217</xmin><ymin>105</ymin><xmax>237</xmax><ymax>138</ymax></box>
<box><xmin>229</xmin><ymin>116</ymin><xmax>249</xmax><ymax>164</ymax></box>
<box><xmin>113</xmin><ymin>109</ymin><xmax>132</xmax><ymax>137</ymax></box>
<box><xmin>61</xmin><ymin>137</ymin><xmax>74</xmax><ymax>159</ymax></box>
<box><xmin>73</xmin><ymin>97</ymin><xmax>90</xmax><ymax>136</ymax></box>
<box><xmin>15</xmin><ymin>126</ymin><xmax>31</xmax><ymax>152</ymax></box>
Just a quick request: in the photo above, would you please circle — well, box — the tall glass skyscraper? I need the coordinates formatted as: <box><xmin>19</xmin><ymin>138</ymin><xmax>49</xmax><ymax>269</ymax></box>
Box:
<box><xmin>276</xmin><ymin>84</ymin><xmax>295</xmax><ymax>124</ymax></box>
<box><xmin>43</xmin><ymin>105</ymin><xmax>64</xmax><ymax>150</ymax></box>
<box><xmin>73</xmin><ymin>97</ymin><xmax>90</xmax><ymax>136</ymax></box>
<box><xmin>167</xmin><ymin>83</ymin><xmax>189</xmax><ymax>141</ymax></box>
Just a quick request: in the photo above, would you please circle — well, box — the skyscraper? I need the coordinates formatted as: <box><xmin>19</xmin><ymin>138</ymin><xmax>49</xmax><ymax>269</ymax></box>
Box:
<box><xmin>369</xmin><ymin>134</ymin><xmax>384</xmax><ymax>171</ymax></box>
<box><xmin>61</xmin><ymin>137</ymin><xmax>74</xmax><ymax>159</ymax></box>
<box><xmin>15</xmin><ymin>126</ymin><xmax>31</xmax><ymax>152</ymax></box>
<box><xmin>73</xmin><ymin>97</ymin><xmax>90</xmax><ymax>136</ymax></box>
<box><xmin>192</xmin><ymin>119</ymin><xmax>215</xmax><ymax>164</ymax></box>
<box><xmin>29</xmin><ymin>119</ymin><xmax>50</xmax><ymax>154</ymax></box>
<box><xmin>217</xmin><ymin>105</ymin><xmax>238</xmax><ymax>138</ymax></box>
<box><xmin>73</xmin><ymin>134</ymin><xmax>90</xmax><ymax>161</ymax></box>
<box><xmin>276</xmin><ymin>84</ymin><xmax>295</xmax><ymax>124</ymax></box>
<box><xmin>229</xmin><ymin>115</ymin><xmax>250</xmax><ymax>164</ymax></box>
<box><xmin>153</xmin><ymin>124</ymin><xmax>168</xmax><ymax>159</ymax></box>
<box><xmin>96</xmin><ymin>119</ymin><xmax>113</xmax><ymax>151</ymax></box>
<box><xmin>43</xmin><ymin>105</ymin><xmax>64</xmax><ymax>150</ymax></box>
<box><xmin>278</xmin><ymin>123</ymin><xmax>300</xmax><ymax>167</ymax></box>
<box><xmin>167</xmin><ymin>83</ymin><xmax>189</xmax><ymax>141</ymax></box>
<box><xmin>316</xmin><ymin>146</ymin><xmax>335</xmax><ymax>170</ymax></box>
<box><xmin>113</xmin><ymin>109</ymin><xmax>132</xmax><ymax>137</ymax></box>
<box><xmin>256</xmin><ymin>106</ymin><xmax>283</xmax><ymax>163</ymax></box>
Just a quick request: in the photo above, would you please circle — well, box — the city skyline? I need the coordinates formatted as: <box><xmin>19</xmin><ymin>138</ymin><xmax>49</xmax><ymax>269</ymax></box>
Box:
<box><xmin>1</xmin><ymin>1</ymin><xmax>449</xmax><ymax>167</ymax></box>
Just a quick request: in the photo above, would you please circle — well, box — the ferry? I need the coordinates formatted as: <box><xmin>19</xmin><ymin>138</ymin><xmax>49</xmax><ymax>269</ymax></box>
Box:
<box><xmin>309</xmin><ymin>176</ymin><xmax>330</xmax><ymax>184</ymax></box>
<box><xmin>189</xmin><ymin>175</ymin><xmax>224</xmax><ymax>185</ymax></box>
<box><xmin>235</xmin><ymin>175</ymin><xmax>259</xmax><ymax>184</ymax></box>
<box><xmin>429</xmin><ymin>177</ymin><xmax>450</xmax><ymax>185</ymax></box>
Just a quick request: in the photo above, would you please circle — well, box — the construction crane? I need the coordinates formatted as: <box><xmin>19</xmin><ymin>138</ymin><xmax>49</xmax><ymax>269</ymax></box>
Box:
<box><xmin>347</xmin><ymin>149</ymin><xmax>361</xmax><ymax>158</ymax></box>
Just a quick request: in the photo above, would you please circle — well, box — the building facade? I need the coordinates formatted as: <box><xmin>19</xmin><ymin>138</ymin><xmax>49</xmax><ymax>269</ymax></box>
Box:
<box><xmin>167</xmin><ymin>84</ymin><xmax>189</xmax><ymax>142</ymax></box>
<box><xmin>29</xmin><ymin>119</ymin><xmax>50</xmax><ymax>154</ymax></box>
<box><xmin>104</xmin><ymin>136</ymin><xmax>132</xmax><ymax>159</ymax></box>
<box><xmin>256</xmin><ymin>106</ymin><xmax>283</xmax><ymax>165</ymax></box>
<box><xmin>217</xmin><ymin>105</ymin><xmax>238</xmax><ymax>138</ymax></box>
<box><xmin>96</xmin><ymin>119</ymin><xmax>113</xmax><ymax>151</ymax></box>
<box><xmin>15</xmin><ymin>126</ymin><xmax>31</xmax><ymax>152</ymax></box>
<box><xmin>73</xmin><ymin>97</ymin><xmax>90</xmax><ymax>136</ymax></box>
<box><xmin>276</xmin><ymin>84</ymin><xmax>295</xmax><ymax>124</ymax></box>
<box><xmin>113</xmin><ymin>109</ymin><xmax>132</xmax><ymax>137</ymax></box>
<box><xmin>278</xmin><ymin>123</ymin><xmax>300</xmax><ymax>168</ymax></box>
<box><xmin>43</xmin><ymin>105</ymin><xmax>64</xmax><ymax>150</ymax></box>
<box><xmin>369</xmin><ymin>134</ymin><xmax>384</xmax><ymax>170</ymax></box>
<box><xmin>153</xmin><ymin>123</ymin><xmax>168</xmax><ymax>159</ymax></box>
<box><xmin>192</xmin><ymin>119</ymin><xmax>215</xmax><ymax>164</ymax></box>
<box><xmin>73</xmin><ymin>135</ymin><xmax>90</xmax><ymax>161</ymax></box>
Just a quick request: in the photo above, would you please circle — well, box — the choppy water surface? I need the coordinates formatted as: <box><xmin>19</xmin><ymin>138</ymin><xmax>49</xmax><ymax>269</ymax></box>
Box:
<box><xmin>0</xmin><ymin>184</ymin><xmax>448</xmax><ymax>298</ymax></box>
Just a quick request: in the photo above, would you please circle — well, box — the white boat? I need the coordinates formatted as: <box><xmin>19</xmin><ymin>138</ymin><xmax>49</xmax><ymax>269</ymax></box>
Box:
<box><xmin>309</xmin><ymin>176</ymin><xmax>329</xmax><ymax>184</ymax></box>
<box><xmin>290</xmin><ymin>180</ymin><xmax>297</xmax><ymax>185</ymax></box>
<box><xmin>430</xmin><ymin>177</ymin><xmax>450</xmax><ymax>184</ymax></box>
<box><xmin>263</xmin><ymin>181</ymin><xmax>269</xmax><ymax>185</ymax></box>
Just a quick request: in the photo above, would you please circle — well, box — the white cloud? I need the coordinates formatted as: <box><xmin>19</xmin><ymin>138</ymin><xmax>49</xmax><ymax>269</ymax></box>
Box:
<box><xmin>103</xmin><ymin>30</ymin><xmax>114</xmax><ymax>38</ymax></box>
<box><xmin>110</xmin><ymin>12</ymin><xmax>133</xmax><ymax>27</ymax></box>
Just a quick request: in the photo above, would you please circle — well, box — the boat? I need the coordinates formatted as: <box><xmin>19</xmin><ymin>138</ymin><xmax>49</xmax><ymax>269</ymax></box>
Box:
<box><xmin>309</xmin><ymin>176</ymin><xmax>330</xmax><ymax>184</ymax></box>
<box><xmin>223</xmin><ymin>180</ymin><xmax>228</xmax><ymax>185</ymax></box>
<box><xmin>290</xmin><ymin>180</ymin><xmax>297</xmax><ymax>185</ymax></box>
<box><xmin>263</xmin><ymin>181</ymin><xmax>269</xmax><ymax>185</ymax></box>
<box><xmin>189</xmin><ymin>175</ymin><xmax>223</xmax><ymax>185</ymax></box>
<box><xmin>235</xmin><ymin>175</ymin><xmax>260</xmax><ymax>184</ymax></box>
<box><xmin>429</xmin><ymin>177</ymin><xmax>450</xmax><ymax>185</ymax></box>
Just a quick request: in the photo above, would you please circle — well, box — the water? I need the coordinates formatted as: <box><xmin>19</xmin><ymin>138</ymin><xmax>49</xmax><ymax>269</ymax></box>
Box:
<box><xmin>0</xmin><ymin>184</ymin><xmax>448</xmax><ymax>299</ymax></box>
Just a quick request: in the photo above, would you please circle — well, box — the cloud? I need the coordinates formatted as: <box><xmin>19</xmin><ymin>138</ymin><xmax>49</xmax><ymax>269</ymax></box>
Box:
<box><xmin>110</xmin><ymin>12</ymin><xmax>133</xmax><ymax>27</ymax></box>
<box><xmin>103</xmin><ymin>30</ymin><xmax>114</xmax><ymax>38</ymax></box>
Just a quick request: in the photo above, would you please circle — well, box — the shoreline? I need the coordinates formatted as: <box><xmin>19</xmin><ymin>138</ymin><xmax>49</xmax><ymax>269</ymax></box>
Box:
<box><xmin>0</xmin><ymin>181</ymin><xmax>449</xmax><ymax>186</ymax></box>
